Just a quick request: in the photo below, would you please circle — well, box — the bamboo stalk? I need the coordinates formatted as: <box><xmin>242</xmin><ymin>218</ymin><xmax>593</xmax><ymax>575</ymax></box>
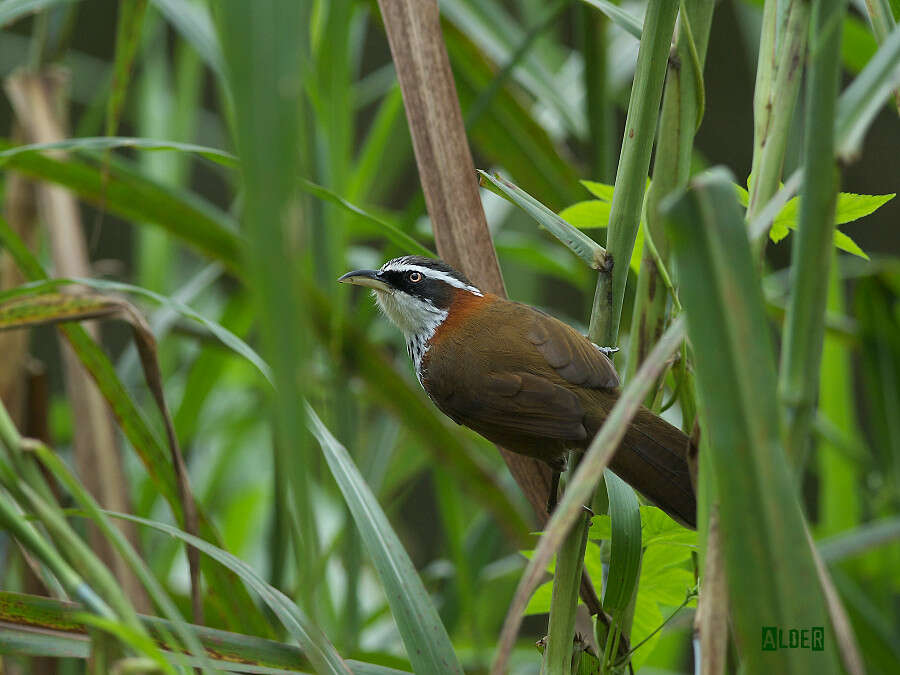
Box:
<box><xmin>747</xmin><ymin>0</ymin><xmax>809</xmax><ymax>255</ymax></box>
<box><xmin>626</xmin><ymin>0</ymin><xmax>715</xmax><ymax>391</ymax></box>
<box><xmin>600</xmin><ymin>1</ymin><xmax>679</xmax><ymax>348</ymax></box>
<box><xmin>779</xmin><ymin>0</ymin><xmax>849</xmax><ymax>465</ymax></box>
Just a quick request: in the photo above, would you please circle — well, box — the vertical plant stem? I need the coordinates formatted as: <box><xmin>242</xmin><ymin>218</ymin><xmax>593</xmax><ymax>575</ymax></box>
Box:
<box><xmin>779</xmin><ymin>0</ymin><xmax>849</xmax><ymax>465</ymax></box>
<box><xmin>747</xmin><ymin>0</ymin><xmax>810</xmax><ymax>254</ymax></box>
<box><xmin>626</xmin><ymin>0</ymin><xmax>715</xmax><ymax>390</ymax></box>
<box><xmin>543</xmin><ymin>453</ymin><xmax>591</xmax><ymax>675</ymax></box>
<box><xmin>580</xmin><ymin>7</ymin><xmax>615</xmax><ymax>182</ymax></box>
<box><xmin>601</xmin><ymin>1</ymin><xmax>678</xmax><ymax>348</ymax></box>
<box><xmin>818</xmin><ymin>258</ymin><xmax>860</xmax><ymax>535</ymax></box>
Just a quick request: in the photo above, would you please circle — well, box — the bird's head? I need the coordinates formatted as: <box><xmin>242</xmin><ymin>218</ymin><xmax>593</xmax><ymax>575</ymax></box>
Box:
<box><xmin>338</xmin><ymin>256</ymin><xmax>483</xmax><ymax>337</ymax></box>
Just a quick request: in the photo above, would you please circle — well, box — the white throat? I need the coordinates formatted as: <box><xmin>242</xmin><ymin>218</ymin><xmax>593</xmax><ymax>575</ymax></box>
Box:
<box><xmin>373</xmin><ymin>290</ymin><xmax>447</xmax><ymax>383</ymax></box>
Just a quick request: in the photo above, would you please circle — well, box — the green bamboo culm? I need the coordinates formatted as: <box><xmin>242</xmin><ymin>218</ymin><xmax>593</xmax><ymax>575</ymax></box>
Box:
<box><xmin>597</xmin><ymin>0</ymin><xmax>678</xmax><ymax>348</ymax></box>
<box><xmin>779</xmin><ymin>0</ymin><xmax>849</xmax><ymax>466</ymax></box>
<box><xmin>626</xmin><ymin>0</ymin><xmax>715</xmax><ymax>392</ymax></box>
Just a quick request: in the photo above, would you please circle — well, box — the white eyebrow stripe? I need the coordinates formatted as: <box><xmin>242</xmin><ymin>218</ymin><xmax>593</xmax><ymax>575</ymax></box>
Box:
<box><xmin>379</xmin><ymin>263</ymin><xmax>484</xmax><ymax>296</ymax></box>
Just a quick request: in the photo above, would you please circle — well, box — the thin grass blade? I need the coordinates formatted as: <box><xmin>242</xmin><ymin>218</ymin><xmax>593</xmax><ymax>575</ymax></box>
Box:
<box><xmin>306</xmin><ymin>404</ymin><xmax>464</xmax><ymax>675</ymax></box>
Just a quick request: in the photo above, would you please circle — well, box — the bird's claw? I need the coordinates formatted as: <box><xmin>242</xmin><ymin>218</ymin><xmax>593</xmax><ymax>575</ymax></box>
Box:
<box><xmin>594</xmin><ymin>344</ymin><xmax>620</xmax><ymax>356</ymax></box>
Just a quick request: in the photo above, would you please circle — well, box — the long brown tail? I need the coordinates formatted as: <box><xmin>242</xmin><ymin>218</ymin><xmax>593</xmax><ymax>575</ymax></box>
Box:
<box><xmin>607</xmin><ymin>407</ymin><xmax>697</xmax><ymax>529</ymax></box>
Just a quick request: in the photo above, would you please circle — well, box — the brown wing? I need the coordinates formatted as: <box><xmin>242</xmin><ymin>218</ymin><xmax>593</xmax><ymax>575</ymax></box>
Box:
<box><xmin>437</xmin><ymin>370</ymin><xmax>588</xmax><ymax>440</ymax></box>
<box><xmin>521</xmin><ymin>304</ymin><xmax>619</xmax><ymax>389</ymax></box>
<box><xmin>421</xmin><ymin>298</ymin><xmax>616</xmax><ymax>442</ymax></box>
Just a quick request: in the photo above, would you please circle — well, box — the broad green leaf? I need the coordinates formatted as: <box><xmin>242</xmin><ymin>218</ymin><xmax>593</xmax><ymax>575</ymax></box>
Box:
<box><xmin>601</xmin><ymin>471</ymin><xmax>642</xmax><ymax>613</ymax></box>
<box><xmin>833</xmin><ymin>192</ymin><xmax>895</xmax><ymax>225</ymax></box>
<box><xmin>558</xmin><ymin>200</ymin><xmax>611</xmax><ymax>229</ymax></box>
<box><xmin>524</xmin><ymin>580</ymin><xmax>554</xmax><ymax>616</ymax></box>
<box><xmin>588</xmin><ymin>506</ymin><xmax>696</xmax><ymax>548</ymax></box>
<box><xmin>738</xmin><ymin>176</ymin><xmax>890</xmax><ymax>259</ymax></box>
<box><xmin>834</xmin><ymin>230</ymin><xmax>870</xmax><ymax>260</ymax></box>
<box><xmin>558</xmin><ymin>199</ymin><xmax>644</xmax><ymax>272</ymax></box>
<box><xmin>581</xmin><ymin>179</ymin><xmax>615</xmax><ymax>202</ymax></box>
<box><xmin>306</xmin><ymin>405</ymin><xmax>465</xmax><ymax>675</ymax></box>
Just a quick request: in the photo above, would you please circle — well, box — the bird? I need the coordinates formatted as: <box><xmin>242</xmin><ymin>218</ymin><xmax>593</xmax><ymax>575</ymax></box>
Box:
<box><xmin>339</xmin><ymin>255</ymin><xmax>696</xmax><ymax>528</ymax></box>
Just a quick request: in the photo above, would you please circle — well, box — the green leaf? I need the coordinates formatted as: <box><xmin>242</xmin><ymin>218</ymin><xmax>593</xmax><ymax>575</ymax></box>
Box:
<box><xmin>0</xmin><ymin>277</ymin><xmax>273</xmax><ymax>385</ymax></box>
<box><xmin>581</xmin><ymin>179</ymin><xmax>615</xmax><ymax>202</ymax></box>
<box><xmin>834</xmin><ymin>230</ymin><xmax>870</xmax><ymax>260</ymax></box>
<box><xmin>478</xmin><ymin>170</ymin><xmax>607</xmax><ymax>269</ymax></box>
<box><xmin>0</xmin><ymin>0</ymin><xmax>80</xmax><ymax>28</ymax></box>
<box><xmin>602</xmin><ymin>470</ymin><xmax>642</xmax><ymax>613</ymax></box>
<box><xmin>524</xmin><ymin>580</ymin><xmax>554</xmax><ymax>616</ymax></box>
<box><xmin>833</xmin><ymin>191</ymin><xmax>895</xmax><ymax>225</ymax></box>
<box><xmin>558</xmin><ymin>200</ymin><xmax>612</xmax><ymax>229</ymax></box>
<box><xmin>579</xmin><ymin>0</ymin><xmax>642</xmax><ymax>40</ymax></box>
<box><xmin>306</xmin><ymin>405</ymin><xmax>465</xmax><ymax>675</ymax></box>
<box><xmin>0</xmin><ymin>138</ymin><xmax>244</xmax><ymax>272</ymax></box>
<box><xmin>638</xmin><ymin>506</ymin><xmax>698</xmax><ymax>548</ymax></box>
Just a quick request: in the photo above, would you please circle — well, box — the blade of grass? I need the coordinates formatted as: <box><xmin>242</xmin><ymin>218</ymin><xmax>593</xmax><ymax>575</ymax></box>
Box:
<box><xmin>0</xmin><ymin>134</ymin><xmax>433</xmax><ymax>259</ymax></box>
<box><xmin>103</xmin><ymin>511</ymin><xmax>354</xmax><ymax>675</ymax></box>
<box><xmin>0</xmin><ymin>214</ymin><xmax>270</xmax><ymax>635</ymax></box>
<box><xmin>835</xmin><ymin>21</ymin><xmax>900</xmax><ymax>159</ymax></box>
<box><xmin>579</xmin><ymin>0</ymin><xmax>642</xmax><ymax>39</ymax></box>
<box><xmin>29</xmin><ymin>441</ymin><xmax>214</xmax><ymax>671</ymax></box>
<box><xmin>105</xmin><ymin>0</ymin><xmax>147</xmax><ymax>139</ymax></box>
<box><xmin>0</xmin><ymin>0</ymin><xmax>80</xmax><ymax>28</ymax></box>
<box><xmin>0</xmin><ymin>593</ymin><xmax>415</xmax><ymax>673</ymax></box>
<box><xmin>0</xmin><ymin>137</ymin><xmax>243</xmax><ymax>271</ymax></box>
<box><xmin>818</xmin><ymin>517</ymin><xmax>900</xmax><ymax>563</ymax></box>
<box><xmin>5</xmin><ymin>69</ymin><xmax>149</xmax><ymax>611</ymax></box>
<box><xmin>477</xmin><ymin>170</ymin><xmax>608</xmax><ymax>269</ymax></box>
<box><xmin>306</xmin><ymin>404</ymin><xmax>465</xmax><ymax>675</ymax></box>
<box><xmin>215</xmin><ymin>0</ymin><xmax>321</xmax><ymax>622</ymax></box>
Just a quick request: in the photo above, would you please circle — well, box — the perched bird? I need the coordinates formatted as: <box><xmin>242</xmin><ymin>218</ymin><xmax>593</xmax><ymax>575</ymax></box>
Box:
<box><xmin>339</xmin><ymin>255</ymin><xmax>696</xmax><ymax>528</ymax></box>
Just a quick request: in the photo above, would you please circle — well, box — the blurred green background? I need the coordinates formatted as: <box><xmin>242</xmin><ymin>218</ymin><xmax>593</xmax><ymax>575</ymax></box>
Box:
<box><xmin>0</xmin><ymin>0</ymin><xmax>898</xmax><ymax>673</ymax></box>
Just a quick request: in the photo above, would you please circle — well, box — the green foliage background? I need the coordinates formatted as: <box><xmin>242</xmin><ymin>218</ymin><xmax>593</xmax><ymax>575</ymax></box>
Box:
<box><xmin>0</xmin><ymin>0</ymin><xmax>898</xmax><ymax>673</ymax></box>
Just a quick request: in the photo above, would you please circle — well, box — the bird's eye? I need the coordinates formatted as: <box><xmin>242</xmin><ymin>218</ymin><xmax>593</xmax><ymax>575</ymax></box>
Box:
<box><xmin>408</xmin><ymin>271</ymin><xmax>422</xmax><ymax>283</ymax></box>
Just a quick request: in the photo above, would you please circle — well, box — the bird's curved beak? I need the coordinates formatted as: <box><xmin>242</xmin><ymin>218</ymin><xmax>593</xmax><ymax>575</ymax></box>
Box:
<box><xmin>337</xmin><ymin>269</ymin><xmax>392</xmax><ymax>292</ymax></box>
